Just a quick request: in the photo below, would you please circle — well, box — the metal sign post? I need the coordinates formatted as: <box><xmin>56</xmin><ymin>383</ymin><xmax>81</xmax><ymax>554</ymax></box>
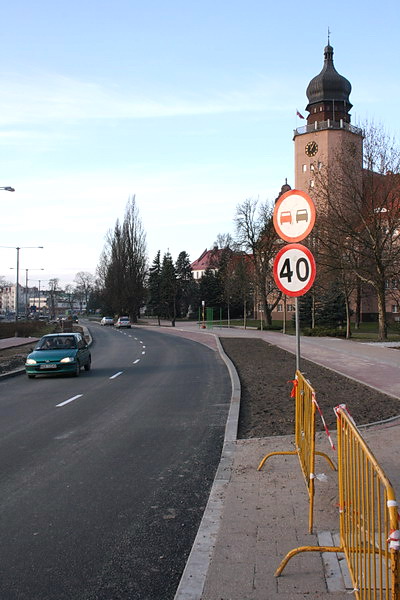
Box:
<box><xmin>273</xmin><ymin>190</ymin><xmax>316</xmax><ymax>371</ymax></box>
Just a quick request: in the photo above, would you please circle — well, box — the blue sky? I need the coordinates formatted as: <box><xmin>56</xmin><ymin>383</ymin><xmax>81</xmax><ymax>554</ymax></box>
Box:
<box><xmin>1</xmin><ymin>0</ymin><xmax>399</xmax><ymax>286</ymax></box>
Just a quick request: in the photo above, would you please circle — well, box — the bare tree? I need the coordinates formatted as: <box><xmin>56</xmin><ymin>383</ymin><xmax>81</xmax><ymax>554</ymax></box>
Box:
<box><xmin>314</xmin><ymin>121</ymin><xmax>400</xmax><ymax>340</ymax></box>
<box><xmin>235</xmin><ymin>198</ymin><xmax>281</xmax><ymax>326</ymax></box>
<box><xmin>74</xmin><ymin>271</ymin><xmax>95</xmax><ymax>311</ymax></box>
<box><xmin>98</xmin><ymin>196</ymin><xmax>148</xmax><ymax>322</ymax></box>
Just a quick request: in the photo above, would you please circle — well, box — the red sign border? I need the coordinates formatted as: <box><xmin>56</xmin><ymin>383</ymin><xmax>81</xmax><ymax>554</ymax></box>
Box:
<box><xmin>273</xmin><ymin>243</ymin><xmax>316</xmax><ymax>297</ymax></box>
<box><xmin>273</xmin><ymin>189</ymin><xmax>316</xmax><ymax>243</ymax></box>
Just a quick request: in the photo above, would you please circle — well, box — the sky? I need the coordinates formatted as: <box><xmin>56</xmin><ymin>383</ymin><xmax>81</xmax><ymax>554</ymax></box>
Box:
<box><xmin>1</xmin><ymin>0</ymin><xmax>399</xmax><ymax>288</ymax></box>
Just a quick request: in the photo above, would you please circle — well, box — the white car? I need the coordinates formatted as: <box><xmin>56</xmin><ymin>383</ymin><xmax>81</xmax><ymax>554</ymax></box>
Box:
<box><xmin>100</xmin><ymin>316</ymin><xmax>114</xmax><ymax>326</ymax></box>
<box><xmin>115</xmin><ymin>316</ymin><xmax>131</xmax><ymax>328</ymax></box>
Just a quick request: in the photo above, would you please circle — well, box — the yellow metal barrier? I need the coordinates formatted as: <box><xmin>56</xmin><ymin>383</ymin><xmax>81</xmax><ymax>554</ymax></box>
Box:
<box><xmin>258</xmin><ymin>370</ymin><xmax>336</xmax><ymax>533</ymax></box>
<box><xmin>275</xmin><ymin>405</ymin><xmax>400</xmax><ymax>600</ymax></box>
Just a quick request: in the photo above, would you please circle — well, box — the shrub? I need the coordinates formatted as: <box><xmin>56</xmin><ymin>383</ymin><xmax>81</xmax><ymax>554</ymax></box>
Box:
<box><xmin>302</xmin><ymin>326</ymin><xmax>347</xmax><ymax>338</ymax></box>
<box><xmin>0</xmin><ymin>321</ymin><xmax>58</xmax><ymax>339</ymax></box>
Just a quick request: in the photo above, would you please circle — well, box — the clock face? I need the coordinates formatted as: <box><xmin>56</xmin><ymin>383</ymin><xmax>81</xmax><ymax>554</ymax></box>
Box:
<box><xmin>305</xmin><ymin>140</ymin><xmax>318</xmax><ymax>157</ymax></box>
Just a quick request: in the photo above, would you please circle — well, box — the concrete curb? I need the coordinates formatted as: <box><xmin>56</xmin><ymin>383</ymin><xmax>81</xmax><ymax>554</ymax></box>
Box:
<box><xmin>173</xmin><ymin>335</ymin><xmax>241</xmax><ymax>600</ymax></box>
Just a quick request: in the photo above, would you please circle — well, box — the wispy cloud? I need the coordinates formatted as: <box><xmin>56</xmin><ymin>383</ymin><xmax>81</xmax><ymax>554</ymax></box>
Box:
<box><xmin>0</xmin><ymin>70</ymin><xmax>298</xmax><ymax>127</ymax></box>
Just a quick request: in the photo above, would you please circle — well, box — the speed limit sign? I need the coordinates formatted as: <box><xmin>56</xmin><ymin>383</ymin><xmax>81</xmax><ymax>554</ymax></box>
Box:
<box><xmin>273</xmin><ymin>243</ymin><xmax>316</xmax><ymax>297</ymax></box>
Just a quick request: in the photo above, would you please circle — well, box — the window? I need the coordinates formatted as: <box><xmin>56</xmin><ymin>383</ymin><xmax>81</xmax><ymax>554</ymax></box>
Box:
<box><xmin>287</xmin><ymin>304</ymin><xmax>295</xmax><ymax>312</ymax></box>
<box><xmin>310</xmin><ymin>164</ymin><xmax>315</xmax><ymax>171</ymax></box>
<box><xmin>277</xmin><ymin>304</ymin><xmax>283</xmax><ymax>312</ymax></box>
<box><xmin>310</xmin><ymin>179</ymin><xmax>314</xmax><ymax>188</ymax></box>
<box><xmin>392</xmin><ymin>305</ymin><xmax>399</xmax><ymax>313</ymax></box>
<box><xmin>302</xmin><ymin>164</ymin><xmax>307</xmax><ymax>172</ymax></box>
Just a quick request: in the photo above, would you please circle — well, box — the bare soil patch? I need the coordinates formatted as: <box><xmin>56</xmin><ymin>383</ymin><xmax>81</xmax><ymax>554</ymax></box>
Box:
<box><xmin>0</xmin><ymin>343</ymin><xmax>36</xmax><ymax>375</ymax></box>
<box><xmin>220</xmin><ymin>338</ymin><xmax>400</xmax><ymax>439</ymax></box>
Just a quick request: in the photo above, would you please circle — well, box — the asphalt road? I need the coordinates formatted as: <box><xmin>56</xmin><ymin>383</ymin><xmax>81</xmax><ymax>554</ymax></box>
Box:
<box><xmin>0</xmin><ymin>323</ymin><xmax>231</xmax><ymax>600</ymax></box>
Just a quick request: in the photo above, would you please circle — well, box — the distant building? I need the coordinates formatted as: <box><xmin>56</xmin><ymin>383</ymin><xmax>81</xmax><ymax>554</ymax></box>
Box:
<box><xmin>190</xmin><ymin>247</ymin><xmax>224</xmax><ymax>280</ymax></box>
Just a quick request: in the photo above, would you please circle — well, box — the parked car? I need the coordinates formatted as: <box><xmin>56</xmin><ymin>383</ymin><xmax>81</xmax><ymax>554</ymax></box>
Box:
<box><xmin>100</xmin><ymin>316</ymin><xmax>114</xmax><ymax>326</ymax></box>
<box><xmin>25</xmin><ymin>333</ymin><xmax>91</xmax><ymax>378</ymax></box>
<box><xmin>115</xmin><ymin>316</ymin><xmax>131</xmax><ymax>328</ymax></box>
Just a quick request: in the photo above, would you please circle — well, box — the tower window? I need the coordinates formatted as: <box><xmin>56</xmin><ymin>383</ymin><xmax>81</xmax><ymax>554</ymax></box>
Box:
<box><xmin>302</xmin><ymin>164</ymin><xmax>307</xmax><ymax>172</ymax></box>
<box><xmin>310</xmin><ymin>179</ymin><xmax>315</xmax><ymax>188</ymax></box>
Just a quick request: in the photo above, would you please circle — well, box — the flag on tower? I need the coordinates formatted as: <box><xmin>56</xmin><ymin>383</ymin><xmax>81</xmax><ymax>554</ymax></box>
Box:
<box><xmin>296</xmin><ymin>109</ymin><xmax>305</xmax><ymax>119</ymax></box>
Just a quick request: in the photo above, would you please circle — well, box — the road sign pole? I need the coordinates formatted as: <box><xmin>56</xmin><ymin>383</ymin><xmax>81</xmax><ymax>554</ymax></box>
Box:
<box><xmin>273</xmin><ymin>189</ymin><xmax>316</xmax><ymax>373</ymax></box>
<box><xmin>295</xmin><ymin>297</ymin><xmax>300</xmax><ymax>371</ymax></box>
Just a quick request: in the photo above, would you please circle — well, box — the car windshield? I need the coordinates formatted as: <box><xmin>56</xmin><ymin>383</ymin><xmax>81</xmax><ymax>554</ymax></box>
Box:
<box><xmin>36</xmin><ymin>336</ymin><xmax>77</xmax><ymax>350</ymax></box>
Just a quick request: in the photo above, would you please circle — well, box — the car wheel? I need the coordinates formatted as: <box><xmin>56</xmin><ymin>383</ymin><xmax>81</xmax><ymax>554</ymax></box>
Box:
<box><xmin>28</xmin><ymin>374</ymin><xmax>35</xmax><ymax>379</ymax></box>
<box><xmin>74</xmin><ymin>361</ymin><xmax>81</xmax><ymax>377</ymax></box>
<box><xmin>84</xmin><ymin>358</ymin><xmax>91</xmax><ymax>372</ymax></box>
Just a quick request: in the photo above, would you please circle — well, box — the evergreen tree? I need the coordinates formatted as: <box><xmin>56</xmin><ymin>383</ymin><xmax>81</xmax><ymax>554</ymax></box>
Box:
<box><xmin>160</xmin><ymin>252</ymin><xmax>177</xmax><ymax>326</ymax></box>
<box><xmin>147</xmin><ymin>251</ymin><xmax>162</xmax><ymax>325</ymax></box>
<box><xmin>199</xmin><ymin>268</ymin><xmax>223</xmax><ymax>311</ymax></box>
<box><xmin>316</xmin><ymin>280</ymin><xmax>347</xmax><ymax>328</ymax></box>
<box><xmin>175</xmin><ymin>251</ymin><xmax>196</xmax><ymax>318</ymax></box>
<box><xmin>297</xmin><ymin>292</ymin><xmax>313</xmax><ymax>328</ymax></box>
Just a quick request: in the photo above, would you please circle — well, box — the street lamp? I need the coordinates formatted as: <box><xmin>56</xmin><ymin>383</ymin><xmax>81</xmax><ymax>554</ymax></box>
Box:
<box><xmin>30</xmin><ymin>279</ymin><xmax>49</xmax><ymax>314</ymax></box>
<box><xmin>0</xmin><ymin>186</ymin><xmax>15</xmax><ymax>192</ymax></box>
<box><xmin>1</xmin><ymin>246</ymin><xmax>44</xmax><ymax>324</ymax></box>
<box><xmin>11</xmin><ymin>268</ymin><xmax>45</xmax><ymax>316</ymax></box>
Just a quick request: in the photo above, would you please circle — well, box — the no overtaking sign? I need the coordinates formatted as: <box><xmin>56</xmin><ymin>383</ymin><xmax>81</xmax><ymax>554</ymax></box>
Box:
<box><xmin>273</xmin><ymin>189</ymin><xmax>316</xmax><ymax>298</ymax></box>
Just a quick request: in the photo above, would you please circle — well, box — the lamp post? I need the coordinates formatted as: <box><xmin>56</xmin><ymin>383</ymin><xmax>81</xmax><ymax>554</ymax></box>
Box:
<box><xmin>11</xmin><ymin>268</ymin><xmax>45</xmax><ymax>316</ymax></box>
<box><xmin>28</xmin><ymin>279</ymin><xmax>49</xmax><ymax>315</ymax></box>
<box><xmin>24</xmin><ymin>269</ymin><xmax>44</xmax><ymax>316</ymax></box>
<box><xmin>1</xmin><ymin>246</ymin><xmax>44</xmax><ymax>325</ymax></box>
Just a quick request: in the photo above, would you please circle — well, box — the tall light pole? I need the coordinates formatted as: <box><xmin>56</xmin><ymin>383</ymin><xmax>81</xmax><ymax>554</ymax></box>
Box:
<box><xmin>24</xmin><ymin>268</ymin><xmax>44</xmax><ymax>316</ymax></box>
<box><xmin>29</xmin><ymin>279</ymin><xmax>49</xmax><ymax>314</ymax></box>
<box><xmin>1</xmin><ymin>246</ymin><xmax>44</xmax><ymax>324</ymax></box>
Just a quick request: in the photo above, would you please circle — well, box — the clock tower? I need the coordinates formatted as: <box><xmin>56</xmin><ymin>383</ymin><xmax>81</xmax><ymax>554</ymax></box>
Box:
<box><xmin>294</xmin><ymin>42</ymin><xmax>363</xmax><ymax>206</ymax></box>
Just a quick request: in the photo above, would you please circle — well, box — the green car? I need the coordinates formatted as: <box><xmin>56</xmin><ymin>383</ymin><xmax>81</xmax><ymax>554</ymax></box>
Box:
<box><xmin>25</xmin><ymin>333</ymin><xmax>91</xmax><ymax>378</ymax></box>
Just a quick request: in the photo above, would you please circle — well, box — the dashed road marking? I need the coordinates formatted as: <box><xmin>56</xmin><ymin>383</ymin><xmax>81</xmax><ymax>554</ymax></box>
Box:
<box><xmin>110</xmin><ymin>371</ymin><xmax>123</xmax><ymax>380</ymax></box>
<box><xmin>56</xmin><ymin>394</ymin><xmax>83</xmax><ymax>408</ymax></box>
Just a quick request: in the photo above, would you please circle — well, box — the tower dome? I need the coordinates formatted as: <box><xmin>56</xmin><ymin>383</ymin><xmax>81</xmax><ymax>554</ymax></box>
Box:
<box><xmin>306</xmin><ymin>44</ymin><xmax>352</xmax><ymax>122</ymax></box>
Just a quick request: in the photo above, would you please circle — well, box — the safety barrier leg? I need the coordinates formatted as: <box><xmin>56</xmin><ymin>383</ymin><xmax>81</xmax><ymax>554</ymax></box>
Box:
<box><xmin>274</xmin><ymin>544</ymin><xmax>342</xmax><ymax>577</ymax></box>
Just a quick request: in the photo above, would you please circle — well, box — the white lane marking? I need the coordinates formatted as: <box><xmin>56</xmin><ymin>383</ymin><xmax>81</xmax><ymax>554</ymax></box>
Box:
<box><xmin>142</xmin><ymin>345</ymin><xmax>146</xmax><ymax>349</ymax></box>
<box><xmin>56</xmin><ymin>394</ymin><xmax>83</xmax><ymax>408</ymax></box>
<box><xmin>109</xmin><ymin>371</ymin><xmax>123</xmax><ymax>380</ymax></box>
<box><xmin>142</xmin><ymin>351</ymin><xmax>146</xmax><ymax>355</ymax></box>
<box><xmin>133</xmin><ymin>359</ymin><xmax>140</xmax><ymax>364</ymax></box>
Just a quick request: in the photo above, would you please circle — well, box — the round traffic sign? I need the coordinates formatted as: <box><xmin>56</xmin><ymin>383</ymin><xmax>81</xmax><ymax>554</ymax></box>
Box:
<box><xmin>273</xmin><ymin>243</ymin><xmax>316</xmax><ymax>297</ymax></box>
<box><xmin>273</xmin><ymin>189</ymin><xmax>316</xmax><ymax>243</ymax></box>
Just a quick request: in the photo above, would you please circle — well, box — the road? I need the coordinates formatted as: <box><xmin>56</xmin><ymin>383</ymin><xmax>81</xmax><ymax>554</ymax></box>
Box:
<box><xmin>0</xmin><ymin>323</ymin><xmax>231</xmax><ymax>600</ymax></box>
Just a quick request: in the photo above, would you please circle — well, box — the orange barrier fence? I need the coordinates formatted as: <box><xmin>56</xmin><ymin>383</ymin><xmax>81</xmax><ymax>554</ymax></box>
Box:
<box><xmin>275</xmin><ymin>405</ymin><xmax>400</xmax><ymax>600</ymax></box>
<box><xmin>258</xmin><ymin>370</ymin><xmax>336</xmax><ymax>533</ymax></box>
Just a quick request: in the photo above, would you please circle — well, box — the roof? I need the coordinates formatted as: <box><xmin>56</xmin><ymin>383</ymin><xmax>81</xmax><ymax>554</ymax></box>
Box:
<box><xmin>191</xmin><ymin>248</ymin><xmax>223</xmax><ymax>271</ymax></box>
<box><xmin>306</xmin><ymin>44</ymin><xmax>352</xmax><ymax>109</ymax></box>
